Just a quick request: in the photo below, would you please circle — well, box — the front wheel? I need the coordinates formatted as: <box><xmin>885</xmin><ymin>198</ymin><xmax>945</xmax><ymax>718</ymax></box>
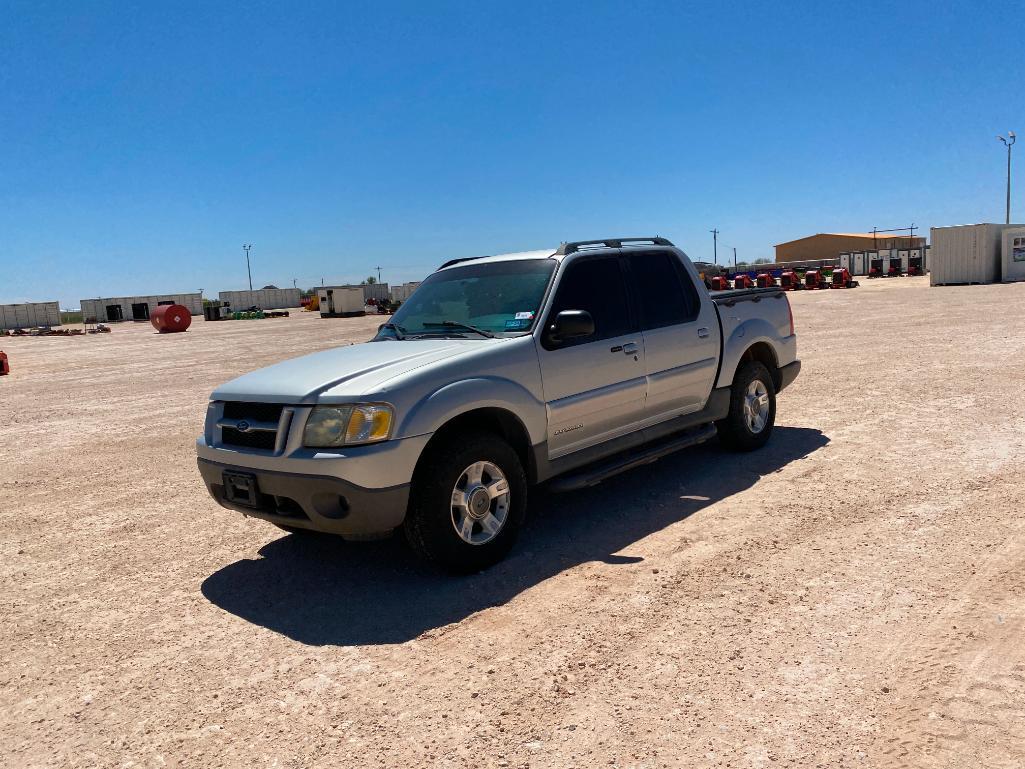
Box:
<box><xmin>404</xmin><ymin>432</ymin><xmax>527</xmax><ymax>572</ymax></box>
<box><xmin>717</xmin><ymin>360</ymin><xmax>776</xmax><ymax>451</ymax></box>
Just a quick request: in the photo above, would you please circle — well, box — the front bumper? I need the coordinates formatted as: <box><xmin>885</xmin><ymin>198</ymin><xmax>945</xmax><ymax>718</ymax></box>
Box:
<box><xmin>198</xmin><ymin>457</ymin><xmax>411</xmax><ymax>538</ymax></box>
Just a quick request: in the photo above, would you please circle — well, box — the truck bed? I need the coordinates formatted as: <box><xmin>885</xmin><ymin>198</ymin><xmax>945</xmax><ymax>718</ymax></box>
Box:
<box><xmin>710</xmin><ymin>287</ymin><xmax>784</xmax><ymax>305</ymax></box>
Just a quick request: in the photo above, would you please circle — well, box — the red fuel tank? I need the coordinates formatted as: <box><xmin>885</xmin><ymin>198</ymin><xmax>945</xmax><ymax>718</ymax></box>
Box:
<box><xmin>150</xmin><ymin>304</ymin><xmax>192</xmax><ymax>333</ymax></box>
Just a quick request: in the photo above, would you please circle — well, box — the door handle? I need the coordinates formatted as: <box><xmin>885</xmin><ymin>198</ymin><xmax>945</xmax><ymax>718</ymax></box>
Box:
<box><xmin>622</xmin><ymin>342</ymin><xmax>638</xmax><ymax>354</ymax></box>
<box><xmin>697</xmin><ymin>327</ymin><xmax>710</xmax><ymax>338</ymax></box>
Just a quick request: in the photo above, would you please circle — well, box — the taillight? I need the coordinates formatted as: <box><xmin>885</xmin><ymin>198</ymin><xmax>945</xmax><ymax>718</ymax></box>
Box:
<box><xmin>786</xmin><ymin>296</ymin><xmax>794</xmax><ymax>336</ymax></box>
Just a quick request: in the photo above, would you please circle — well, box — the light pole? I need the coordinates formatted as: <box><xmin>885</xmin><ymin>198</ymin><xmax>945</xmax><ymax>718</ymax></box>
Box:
<box><xmin>710</xmin><ymin>228</ymin><xmax>719</xmax><ymax>267</ymax></box>
<box><xmin>997</xmin><ymin>132</ymin><xmax>1016</xmax><ymax>224</ymax></box>
<box><xmin>243</xmin><ymin>243</ymin><xmax>253</xmax><ymax>290</ymax></box>
<box><xmin>375</xmin><ymin>265</ymin><xmax>382</xmax><ymax>283</ymax></box>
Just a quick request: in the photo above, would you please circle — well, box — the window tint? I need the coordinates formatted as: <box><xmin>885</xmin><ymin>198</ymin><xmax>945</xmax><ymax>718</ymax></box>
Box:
<box><xmin>548</xmin><ymin>257</ymin><xmax>633</xmax><ymax>344</ymax></box>
<box><xmin>629</xmin><ymin>251</ymin><xmax>699</xmax><ymax>329</ymax></box>
<box><xmin>384</xmin><ymin>259</ymin><xmax>556</xmax><ymax>336</ymax></box>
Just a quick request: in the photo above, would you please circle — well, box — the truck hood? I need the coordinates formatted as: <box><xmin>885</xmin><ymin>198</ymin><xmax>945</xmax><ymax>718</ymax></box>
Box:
<box><xmin>211</xmin><ymin>339</ymin><xmax>491</xmax><ymax>403</ymax></box>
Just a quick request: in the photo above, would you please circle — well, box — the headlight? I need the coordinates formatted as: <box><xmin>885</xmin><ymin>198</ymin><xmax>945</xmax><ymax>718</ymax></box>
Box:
<box><xmin>303</xmin><ymin>404</ymin><xmax>394</xmax><ymax>447</ymax></box>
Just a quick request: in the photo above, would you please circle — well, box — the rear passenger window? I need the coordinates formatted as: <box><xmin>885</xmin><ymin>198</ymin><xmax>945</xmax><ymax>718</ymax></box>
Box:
<box><xmin>547</xmin><ymin>257</ymin><xmax>634</xmax><ymax>345</ymax></box>
<box><xmin>629</xmin><ymin>252</ymin><xmax>699</xmax><ymax>328</ymax></box>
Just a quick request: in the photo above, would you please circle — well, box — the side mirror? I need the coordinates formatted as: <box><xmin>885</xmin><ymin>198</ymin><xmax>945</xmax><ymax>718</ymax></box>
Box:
<box><xmin>549</xmin><ymin>310</ymin><xmax>595</xmax><ymax>343</ymax></box>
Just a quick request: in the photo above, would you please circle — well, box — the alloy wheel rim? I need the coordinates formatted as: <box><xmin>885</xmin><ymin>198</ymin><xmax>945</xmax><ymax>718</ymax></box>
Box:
<box><xmin>450</xmin><ymin>461</ymin><xmax>510</xmax><ymax>545</ymax></box>
<box><xmin>743</xmin><ymin>379</ymin><xmax>770</xmax><ymax>434</ymax></box>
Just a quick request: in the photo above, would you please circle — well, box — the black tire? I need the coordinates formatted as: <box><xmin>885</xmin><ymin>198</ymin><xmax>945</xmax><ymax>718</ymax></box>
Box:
<box><xmin>716</xmin><ymin>360</ymin><xmax>776</xmax><ymax>452</ymax></box>
<box><xmin>404</xmin><ymin>432</ymin><xmax>527</xmax><ymax>573</ymax></box>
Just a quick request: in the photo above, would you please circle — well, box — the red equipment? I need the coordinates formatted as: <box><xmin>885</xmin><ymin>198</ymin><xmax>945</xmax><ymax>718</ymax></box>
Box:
<box><xmin>779</xmin><ymin>270</ymin><xmax>802</xmax><ymax>290</ymax></box>
<box><xmin>907</xmin><ymin>257</ymin><xmax>924</xmax><ymax>276</ymax></box>
<box><xmin>0</xmin><ymin>351</ymin><xmax>8</xmax><ymax>376</ymax></box>
<box><xmin>150</xmin><ymin>304</ymin><xmax>193</xmax><ymax>333</ymax></box>
<box><xmin>888</xmin><ymin>262</ymin><xmax>903</xmax><ymax>277</ymax></box>
<box><xmin>710</xmin><ymin>275</ymin><xmax>731</xmax><ymax>291</ymax></box>
<box><xmin>756</xmin><ymin>273</ymin><xmax>777</xmax><ymax>287</ymax></box>
<box><xmin>733</xmin><ymin>274</ymin><xmax>754</xmax><ymax>289</ymax></box>
<box><xmin>804</xmin><ymin>269</ymin><xmax>826</xmax><ymax>289</ymax></box>
<box><xmin>830</xmin><ymin>268</ymin><xmax>859</xmax><ymax>289</ymax></box>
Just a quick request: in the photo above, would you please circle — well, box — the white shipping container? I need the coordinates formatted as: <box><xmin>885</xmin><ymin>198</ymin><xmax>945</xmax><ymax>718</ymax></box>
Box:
<box><xmin>390</xmin><ymin>281</ymin><xmax>422</xmax><ymax>302</ymax></box>
<box><xmin>930</xmin><ymin>224</ymin><xmax>1023</xmax><ymax>285</ymax></box>
<box><xmin>1002</xmin><ymin>227</ymin><xmax>1025</xmax><ymax>283</ymax></box>
<box><xmin>0</xmin><ymin>301</ymin><xmax>61</xmax><ymax>330</ymax></box>
<box><xmin>853</xmin><ymin>252</ymin><xmax>867</xmax><ymax>275</ymax></box>
<box><xmin>218</xmin><ymin>288</ymin><xmax>301</xmax><ymax>310</ymax></box>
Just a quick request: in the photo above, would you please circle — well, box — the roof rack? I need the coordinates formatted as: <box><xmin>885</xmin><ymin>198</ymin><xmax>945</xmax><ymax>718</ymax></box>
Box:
<box><xmin>555</xmin><ymin>237</ymin><xmax>674</xmax><ymax>255</ymax></box>
<box><xmin>438</xmin><ymin>255</ymin><xmax>492</xmax><ymax>269</ymax></box>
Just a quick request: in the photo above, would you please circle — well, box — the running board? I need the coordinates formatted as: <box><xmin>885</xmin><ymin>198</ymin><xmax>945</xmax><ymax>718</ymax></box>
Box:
<box><xmin>546</xmin><ymin>423</ymin><xmax>718</xmax><ymax>493</ymax></box>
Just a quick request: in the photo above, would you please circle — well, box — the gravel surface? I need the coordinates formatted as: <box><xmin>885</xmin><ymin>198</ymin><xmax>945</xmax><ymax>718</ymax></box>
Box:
<box><xmin>2</xmin><ymin>277</ymin><xmax>1023</xmax><ymax>768</ymax></box>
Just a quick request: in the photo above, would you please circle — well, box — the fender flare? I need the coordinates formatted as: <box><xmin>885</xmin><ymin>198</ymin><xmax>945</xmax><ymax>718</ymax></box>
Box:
<box><xmin>398</xmin><ymin>376</ymin><xmax>547</xmax><ymax>446</ymax></box>
<box><xmin>715</xmin><ymin>319</ymin><xmax>781</xmax><ymax>389</ymax></box>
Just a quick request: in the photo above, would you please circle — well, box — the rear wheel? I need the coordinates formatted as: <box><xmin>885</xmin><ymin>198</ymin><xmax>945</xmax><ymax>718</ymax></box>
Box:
<box><xmin>404</xmin><ymin>432</ymin><xmax>527</xmax><ymax>572</ymax></box>
<box><xmin>717</xmin><ymin>360</ymin><xmax>776</xmax><ymax>451</ymax></box>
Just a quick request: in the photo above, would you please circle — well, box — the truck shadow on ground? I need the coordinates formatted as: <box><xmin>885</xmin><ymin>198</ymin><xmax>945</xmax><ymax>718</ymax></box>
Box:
<box><xmin>201</xmin><ymin>426</ymin><xmax>827</xmax><ymax>646</ymax></box>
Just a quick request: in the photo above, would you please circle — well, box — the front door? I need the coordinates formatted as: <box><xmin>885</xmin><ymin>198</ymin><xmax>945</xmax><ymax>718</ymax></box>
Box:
<box><xmin>627</xmin><ymin>250</ymin><xmax>721</xmax><ymax>422</ymax></box>
<box><xmin>536</xmin><ymin>254</ymin><xmax>647</xmax><ymax>459</ymax></box>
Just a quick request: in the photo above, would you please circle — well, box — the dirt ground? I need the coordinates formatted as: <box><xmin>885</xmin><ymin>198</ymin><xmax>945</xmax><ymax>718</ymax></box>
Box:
<box><xmin>2</xmin><ymin>276</ymin><xmax>1024</xmax><ymax>768</ymax></box>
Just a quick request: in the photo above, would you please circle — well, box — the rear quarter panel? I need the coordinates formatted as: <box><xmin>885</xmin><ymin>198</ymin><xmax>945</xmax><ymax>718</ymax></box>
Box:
<box><xmin>714</xmin><ymin>293</ymin><xmax>797</xmax><ymax>389</ymax></box>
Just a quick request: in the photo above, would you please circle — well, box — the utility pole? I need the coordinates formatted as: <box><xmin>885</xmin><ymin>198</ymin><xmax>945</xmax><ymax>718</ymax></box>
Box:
<box><xmin>733</xmin><ymin>247</ymin><xmax>738</xmax><ymax>271</ymax></box>
<box><xmin>292</xmin><ymin>278</ymin><xmax>297</xmax><ymax>289</ymax></box>
<box><xmin>710</xmin><ymin>229</ymin><xmax>719</xmax><ymax>266</ymax></box>
<box><xmin>375</xmin><ymin>265</ymin><xmax>382</xmax><ymax>283</ymax></box>
<box><xmin>998</xmin><ymin>132</ymin><xmax>1016</xmax><ymax>224</ymax></box>
<box><xmin>243</xmin><ymin>244</ymin><xmax>253</xmax><ymax>291</ymax></box>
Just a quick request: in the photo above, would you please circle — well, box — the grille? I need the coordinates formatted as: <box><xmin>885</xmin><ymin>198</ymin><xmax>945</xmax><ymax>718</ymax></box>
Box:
<box><xmin>224</xmin><ymin>402</ymin><xmax>285</xmax><ymax>422</ymax></box>
<box><xmin>221</xmin><ymin>427</ymin><xmax>277</xmax><ymax>451</ymax></box>
<box><xmin>221</xmin><ymin>402</ymin><xmax>285</xmax><ymax>451</ymax></box>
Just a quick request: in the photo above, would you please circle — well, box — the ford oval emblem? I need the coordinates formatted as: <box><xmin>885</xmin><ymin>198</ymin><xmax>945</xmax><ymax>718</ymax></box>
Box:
<box><xmin>236</xmin><ymin>420</ymin><xmax>251</xmax><ymax>433</ymax></box>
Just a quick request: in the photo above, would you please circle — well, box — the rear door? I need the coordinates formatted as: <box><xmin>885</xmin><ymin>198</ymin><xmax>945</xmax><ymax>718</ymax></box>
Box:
<box><xmin>627</xmin><ymin>250</ymin><xmax>721</xmax><ymax>422</ymax></box>
<box><xmin>536</xmin><ymin>254</ymin><xmax>647</xmax><ymax>458</ymax></box>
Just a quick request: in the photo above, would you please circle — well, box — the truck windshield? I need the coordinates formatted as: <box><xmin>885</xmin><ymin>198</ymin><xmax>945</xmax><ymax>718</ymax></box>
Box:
<box><xmin>378</xmin><ymin>259</ymin><xmax>556</xmax><ymax>339</ymax></box>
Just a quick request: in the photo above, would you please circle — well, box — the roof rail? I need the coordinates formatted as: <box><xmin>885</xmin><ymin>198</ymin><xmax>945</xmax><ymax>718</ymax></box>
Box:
<box><xmin>555</xmin><ymin>237</ymin><xmax>674</xmax><ymax>255</ymax></box>
<box><xmin>438</xmin><ymin>255</ymin><xmax>492</xmax><ymax>269</ymax></box>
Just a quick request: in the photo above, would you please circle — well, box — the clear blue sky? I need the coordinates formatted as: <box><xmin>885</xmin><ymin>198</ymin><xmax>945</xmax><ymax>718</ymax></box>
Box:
<box><xmin>2</xmin><ymin>0</ymin><xmax>1022</xmax><ymax>307</ymax></box>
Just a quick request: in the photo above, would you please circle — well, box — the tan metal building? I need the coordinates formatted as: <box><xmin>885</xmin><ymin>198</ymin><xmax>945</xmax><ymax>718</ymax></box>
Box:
<box><xmin>775</xmin><ymin>233</ymin><xmax>925</xmax><ymax>264</ymax></box>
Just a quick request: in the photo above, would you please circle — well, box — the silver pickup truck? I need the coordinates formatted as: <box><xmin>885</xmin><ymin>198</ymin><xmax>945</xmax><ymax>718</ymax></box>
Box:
<box><xmin>197</xmin><ymin>237</ymin><xmax>800</xmax><ymax>571</ymax></box>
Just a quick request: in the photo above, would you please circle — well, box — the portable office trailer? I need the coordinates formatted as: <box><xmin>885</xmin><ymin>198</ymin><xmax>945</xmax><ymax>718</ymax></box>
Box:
<box><xmin>930</xmin><ymin>224</ymin><xmax>1024</xmax><ymax>285</ymax></box>
<box><xmin>853</xmin><ymin>252</ymin><xmax>867</xmax><ymax>275</ymax></box>
<box><xmin>218</xmin><ymin>288</ymin><xmax>301</xmax><ymax>310</ymax></box>
<box><xmin>839</xmin><ymin>253</ymin><xmax>851</xmax><ymax>271</ymax></box>
<box><xmin>1002</xmin><ymin>227</ymin><xmax>1025</xmax><ymax>283</ymax></box>
<box><xmin>317</xmin><ymin>286</ymin><xmax>365</xmax><ymax>317</ymax></box>
<box><xmin>0</xmin><ymin>301</ymin><xmax>61</xmax><ymax>330</ymax></box>
<box><xmin>80</xmin><ymin>293</ymin><xmax>203</xmax><ymax>322</ymax></box>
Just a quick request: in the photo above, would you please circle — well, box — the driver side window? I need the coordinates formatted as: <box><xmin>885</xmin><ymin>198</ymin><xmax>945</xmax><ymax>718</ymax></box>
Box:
<box><xmin>547</xmin><ymin>257</ymin><xmax>634</xmax><ymax>347</ymax></box>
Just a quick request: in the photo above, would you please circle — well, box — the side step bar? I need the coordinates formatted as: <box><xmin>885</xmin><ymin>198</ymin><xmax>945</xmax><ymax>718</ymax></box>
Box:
<box><xmin>547</xmin><ymin>423</ymin><xmax>718</xmax><ymax>493</ymax></box>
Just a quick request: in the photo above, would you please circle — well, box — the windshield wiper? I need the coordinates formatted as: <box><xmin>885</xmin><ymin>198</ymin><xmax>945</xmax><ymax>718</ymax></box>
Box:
<box><xmin>421</xmin><ymin>321</ymin><xmax>495</xmax><ymax>338</ymax></box>
<box><xmin>379</xmin><ymin>322</ymin><xmax>407</xmax><ymax>340</ymax></box>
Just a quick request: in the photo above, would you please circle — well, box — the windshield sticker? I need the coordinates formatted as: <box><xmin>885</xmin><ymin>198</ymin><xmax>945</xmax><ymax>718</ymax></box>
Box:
<box><xmin>514</xmin><ymin>311</ymin><xmax>535</xmax><ymax>320</ymax></box>
<box><xmin>505</xmin><ymin>318</ymin><xmax>532</xmax><ymax>330</ymax></box>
